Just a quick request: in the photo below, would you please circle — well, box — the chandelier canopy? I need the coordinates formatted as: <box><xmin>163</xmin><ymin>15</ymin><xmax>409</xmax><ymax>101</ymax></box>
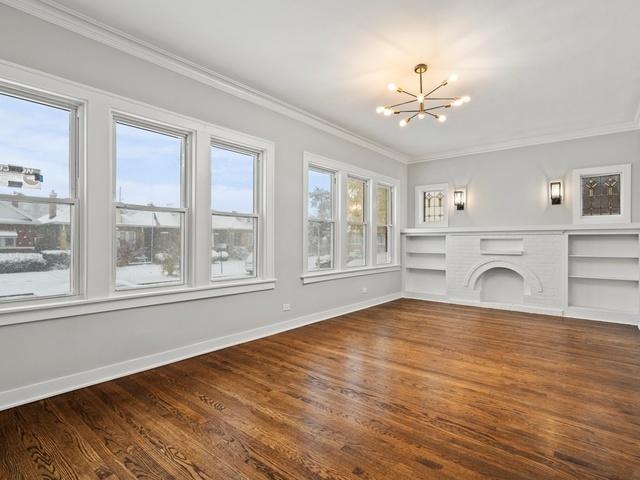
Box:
<box><xmin>376</xmin><ymin>63</ymin><xmax>470</xmax><ymax>127</ymax></box>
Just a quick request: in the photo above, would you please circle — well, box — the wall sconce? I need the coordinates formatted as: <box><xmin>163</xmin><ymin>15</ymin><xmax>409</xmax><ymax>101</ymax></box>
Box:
<box><xmin>453</xmin><ymin>188</ymin><xmax>466</xmax><ymax>210</ymax></box>
<box><xmin>549</xmin><ymin>180</ymin><xmax>562</xmax><ymax>205</ymax></box>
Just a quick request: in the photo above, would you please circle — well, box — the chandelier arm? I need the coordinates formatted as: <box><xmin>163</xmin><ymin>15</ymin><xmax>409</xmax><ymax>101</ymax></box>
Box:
<box><xmin>425</xmin><ymin>97</ymin><xmax>456</xmax><ymax>101</ymax></box>
<box><xmin>399</xmin><ymin>90</ymin><xmax>417</xmax><ymax>98</ymax></box>
<box><xmin>388</xmin><ymin>99</ymin><xmax>416</xmax><ymax>109</ymax></box>
<box><xmin>424</xmin><ymin>111</ymin><xmax>439</xmax><ymax>119</ymax></box>
<box><xmin>394</xmin><ymin>110</ymin><xmax>420</xmax><ymax>114</ymax></box>
<box><xmin>424</xmin><ymin>104</ymin><xmax>451</xmax><ymax>111</ymax></box>
<box><xmin>424</xmin><ymin>82</ymin><xmax>447</xmax><ymax>97</ymax></box>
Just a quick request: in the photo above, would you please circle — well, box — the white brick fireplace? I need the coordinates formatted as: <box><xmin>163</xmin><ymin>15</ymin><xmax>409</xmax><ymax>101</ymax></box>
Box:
<box><xmin>402</xmin><ymin>225</ymin><xmax>640</xmax><ymax>325</ymax></box>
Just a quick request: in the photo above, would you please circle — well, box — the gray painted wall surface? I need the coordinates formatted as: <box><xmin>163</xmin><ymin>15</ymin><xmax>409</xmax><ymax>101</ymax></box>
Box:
<box><xmin>407</xmin><ymin>130</ymin><xmax>640</xmax><ymax>227</ymax></box>
<box><xmin>0</xmin><ymin>6</ymin><xmax>405</xmax><ymax>394</ymax></box>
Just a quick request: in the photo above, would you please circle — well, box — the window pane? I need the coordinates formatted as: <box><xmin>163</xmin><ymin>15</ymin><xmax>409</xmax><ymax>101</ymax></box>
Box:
<box><xmin>377</xmin><ymin>226</ymin><xmax>391</xmax><ymax>264</ymax></box>
<box><xmin>347</xmin><ymin>178</ymin><xmax>365</xmax><ymax>223</ymax></box>
<box><xmin>0</xmin><ymin>200</ymin><xmax>71</xmax><ymax>299</ymax></box>
<box><xmin>347</xmin><ymin>224</ymin><xmax>366</xmax><ymax>267</ymax></box>
<box><xmin>116</xmin><ymin>122</ymin><xmax>183</xmax><ymax>207</ymax></box>
<box><xmin>211</xmin><ymin>145</ymin><xmax>254</xmax><ymax>214</ymax></box>
<box><xmin>211</xmin><ymin>214</ymin><xmax>255</xmax><ymax>278</ymax></box>
<box><xmin>115</xmin><ymin>208</ymin><xmax>183</xmax><ymax>289</ymax></box>
<box><xmin>0</xmin><ymin>93</ymin><xmax>71</xmax><ymax>198</ymax></box>
<box><xmin>376</xmin><ymin>186</ymin><xmax>389</xmax><ymax>225</ymax></box>
<box><xmin>307</xmin><ymin>220</ymin><xmax>333</xmax><ymax>270</ymax></box>
<box><xmin>308</xmin><ymin>169</ymin><xmax>333</xmax><ymax>220</ymax></box>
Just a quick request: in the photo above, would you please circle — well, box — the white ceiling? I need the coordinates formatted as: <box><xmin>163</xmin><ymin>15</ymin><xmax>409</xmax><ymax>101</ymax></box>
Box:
<box><xmin>38</xmin><ymin>0</ymin><xmax>640</xmax><ymax>160</ymax></box>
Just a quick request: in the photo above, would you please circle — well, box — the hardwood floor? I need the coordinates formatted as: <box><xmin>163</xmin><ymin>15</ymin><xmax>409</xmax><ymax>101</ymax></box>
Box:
<box><xmin>1</xmin><ymin>299</ymin><xmax>640</xmax><ymax>479</ymax></box>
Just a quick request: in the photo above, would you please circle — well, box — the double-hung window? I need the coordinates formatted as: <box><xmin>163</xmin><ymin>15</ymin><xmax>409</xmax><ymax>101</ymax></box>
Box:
<box><xmin>376</xmin><ymin>184</ymin><xmax>393</xmax><ymax>264</ymax></box>
<box><xmin>211</xmin><ymin>143</ymin><xmax>258</xmax><ymax>280</ymax></box>
<box><xmin>113</xmin><ymin>117</ymin><xmax>188</xmax><ymax>290</ymax></box>
<box><xmin>306</xmin><ymin>167</ymin><xmax>335</xmax><ymax>271</ymax></box>
<box><xmin>302</xmin><ymin>152</ymin><xmax>399</xmax><ymax>283</ymax></box>
<box><xmin>0</xmin><ymin>86</ymin><xmax>80</xmax><ymax>301</ymax></box>
<box><xmin>346</xmin><ymin>177</ymin><xmax>367</xmax><ymax>267</ymax></box>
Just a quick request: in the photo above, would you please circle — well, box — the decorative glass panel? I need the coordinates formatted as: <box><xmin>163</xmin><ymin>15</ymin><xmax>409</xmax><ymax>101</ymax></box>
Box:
<box><xmin>211</xmin><ymin>214</ymin><xmax>255</xmax><ymax>278</ymax></box>
<box><xmin>424</xmin><ymin>190</ymin><xmax>445</xmax><ymax>223</ymax></box>
<box><xmin>115</xmin><ymin>208</ymin><xmax>183</xmax><ymax>288</ymax></box>
<box><xmin>581</xmin><ymin>174</ymin><xmax>620</xmax><ymax>216</ymax></box>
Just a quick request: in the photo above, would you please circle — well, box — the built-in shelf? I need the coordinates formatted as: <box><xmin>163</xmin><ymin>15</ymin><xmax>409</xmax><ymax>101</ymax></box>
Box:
<box><xmin>568</xmin><ymin>254</ymin><xmax>639</xmax><ymax>259</ymax></box>
<box><xmin>406</xmin><ymin>266</ymin><xmax>447</xmax><ymax>271</ymax></box>
<box><xmin>568</xmin><ymin>274</ymin><xmax>639</xmax><ymax>282</ymax></box>
<box><xmin>406</xmin><ymin>250</ymin><xmax>446</xmax><ymax>255</ymax></box>
<box><xmin>480</xmin><ymin>250</ymin><xmax>523</xmax><ymax>256</ymax></box>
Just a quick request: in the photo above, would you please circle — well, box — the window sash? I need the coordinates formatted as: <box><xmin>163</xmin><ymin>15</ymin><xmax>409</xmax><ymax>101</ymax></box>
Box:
<box><xmin>0</xmin><ymin>85</ymin><xmax>81</xmax><ymax>303</ymax></box>
<box><xmin>114</xmin><ymin>205</ymin><xmax>185</xmax><ymax>290</ymax></box>
<box><xmin>307</xmin><ymin>219</ymin><xmax>335</xmax><ymax>271</ymax></box>
<box><xmin>210</xmin><ymin>143</ymin><xmax>261</xmax><ymax>281</ymax></box>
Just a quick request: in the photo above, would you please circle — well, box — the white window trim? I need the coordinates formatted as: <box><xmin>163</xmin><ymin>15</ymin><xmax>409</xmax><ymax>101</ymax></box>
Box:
<box><xmin>415</xmin><ymin>183</ymin><xmax>450</xmax><ymax>228</ymax></box>
<box><xmin>374</xmin><ymin>183</ymin><xmax>394</xmax><ymax>266</ymax></box>
<box><xmin>301</xmin><ymin>151</ymin><xmax>401</xmax><ymax>284</ymax></box>
<box><xmin>0</xmin><ymin>60</ymin><xmax>275</xmax><ymax>327</ymax></box>
<box><xmin>0</xmin><ymin>79</ymin><xmax>86</xmax><ymax>307</ymax></box>
<box><xmin>209</xmin><ymin>132</ymin><xmax>275</xmax><ymax>284</ymax></box>
<box><xmin>572</xmin><ymin>164</ymin><xmax>631</xmax><ymax>225</ymax></box>
<box><xmin>111</xmin><ymin>112</ymin><xmax>193</xmax><ymax>292</ymax></box>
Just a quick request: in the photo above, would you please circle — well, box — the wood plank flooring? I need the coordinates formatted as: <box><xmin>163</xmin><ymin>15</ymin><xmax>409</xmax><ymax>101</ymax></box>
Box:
<box><xmin>1</xmin><ymin>299</ymin><xmax>640</xmax><ymax>479</ymax></box>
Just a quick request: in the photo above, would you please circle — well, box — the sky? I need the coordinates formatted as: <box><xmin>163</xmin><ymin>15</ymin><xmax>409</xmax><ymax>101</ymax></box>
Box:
<box><xmin>0</xmin><ymin>92</ymin><xmax>255</xmax><ymax>212</ymax></box>
<box><xmin>0</xmin><ymin>93</ymin><xmax>70</xmax><ymax>198</ymax></box>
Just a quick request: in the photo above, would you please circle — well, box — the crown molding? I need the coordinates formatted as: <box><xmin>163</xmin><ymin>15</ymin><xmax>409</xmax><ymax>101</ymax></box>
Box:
<box><xmin>408</xmin><ymin>120</ymin><xmax>640</xmax><ymax>164</ymax></box>
<box><xmin>1</xmin><ymin>0</ymin><xmax>410</xmax><ymax>164</ymax></box>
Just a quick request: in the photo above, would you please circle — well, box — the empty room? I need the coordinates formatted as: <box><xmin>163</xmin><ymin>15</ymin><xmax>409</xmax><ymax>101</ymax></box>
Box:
<box><xmin>0</xmin><ymin>1</ymin><xmax>639</xmax><ymax>479</ymax></box>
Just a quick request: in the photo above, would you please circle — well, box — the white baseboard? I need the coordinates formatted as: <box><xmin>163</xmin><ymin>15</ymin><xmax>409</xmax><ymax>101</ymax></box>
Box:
<box><xmin>447</xmin><ymin>297</ymin><xmax>564</xmax><ymax>317</ymax></box>
<box><xmin>0</xmin><ymin>292</ymin><xmax>401</xmax><ymax>411</ymax></box>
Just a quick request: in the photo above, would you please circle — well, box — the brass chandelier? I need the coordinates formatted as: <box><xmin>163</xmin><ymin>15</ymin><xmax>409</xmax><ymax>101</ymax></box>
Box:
<box><xmin>376</xmin><ymin>63</ymin><xmax>470</xmax><ymax>127</ymax></box>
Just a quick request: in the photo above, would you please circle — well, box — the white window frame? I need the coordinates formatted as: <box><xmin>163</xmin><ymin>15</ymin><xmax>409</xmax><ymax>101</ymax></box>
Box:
<box><xmin>374</xmin><ymin>183</ymin><xmax>394</xmax><ymax>266</ymax></box>
<box><xmin>210</xmin><ymin>140</ymin><xmax>260</xmax><ymax>282</ymax></box>
<box><xmin>345</xmin><ymin>175</ymin><xmax>369</xmax><ymax>269</ymax></box>
<box><xmin>111</xmin><ymin>113</ymin><xmax>192</xmax><ymax>292</ymax></box>
<box><xmin>0</xmin><ymin>61</ymin><xmax>275</xmax><ymax>327</ymax></box>
<box><xmin>305</xmin><ymin>165</ymin><xmax>337</xmax><ymax>272</ymax></box>
<box><xmin>572</xmin><ymin>164</ymin><xmax>631</xmax><ymax>225</ymax></box>
<box><xmin>415</xmin><ymin>183</ymin><xmax>449</xmax><ymax>228</ymax></box>
<box><xmin>0</xmin><ymin>81</ymin><xmax>85</xmax><ymax>306</ymax></box>
<box><xmin>302</xmin><ymin>152</ymin><xmax>401</xmax><ymax>284</ymax></box>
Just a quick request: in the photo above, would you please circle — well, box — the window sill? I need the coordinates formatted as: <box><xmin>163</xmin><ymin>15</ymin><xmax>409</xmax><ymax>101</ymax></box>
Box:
<box><xmin>0</xmin><ymin>278</ymin><xmax>276</xmax><ymax>327</ymax></box>
<box><xmin>301</xmin><ymin>265</ymin><xmax>401</xmax><ymax>284</ymax></box>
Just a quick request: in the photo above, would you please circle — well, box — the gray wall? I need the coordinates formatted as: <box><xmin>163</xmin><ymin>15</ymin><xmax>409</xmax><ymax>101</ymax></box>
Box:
<box><xmin>0</xmin><ymin>6</ymin><xmax>405</xmax><ymax>394</ymax></box>
<box><xmin>408</xmin><ymin>130</ymin><xmax>640</xmax><ymax>227</ymax></box>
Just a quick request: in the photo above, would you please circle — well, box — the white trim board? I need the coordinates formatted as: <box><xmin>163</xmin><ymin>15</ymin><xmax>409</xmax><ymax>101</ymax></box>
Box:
<box><xmin>0</xmin><ymin>0</ymin><xmax>408</xmax><ymax>165</ymax></box>
<box><xmin>3</xmin><ymin>0</ymin><xmax>640</xmax><ymax>166</ymax></box>
<box><xmin>0</xmin><ymin>292</ymin><xmax>402</xmax><ymax>411</ymax></box>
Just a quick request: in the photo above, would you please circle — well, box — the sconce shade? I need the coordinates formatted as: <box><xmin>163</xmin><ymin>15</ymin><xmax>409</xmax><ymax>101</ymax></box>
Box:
<box><xmin>454</xmin><ymin>190</ymin><xmax>465</xmax><ymax>210</ymax></box>
<box><xmin>550</xmin><ymin>181</ymin><xmax>562</xmax><ymax>205</ymax></box>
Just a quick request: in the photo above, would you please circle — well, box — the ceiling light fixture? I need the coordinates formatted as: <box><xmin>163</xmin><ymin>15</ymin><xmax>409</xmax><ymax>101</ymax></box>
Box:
<box><xmin>376</xmin><ymin>63</ymin><xmax>470</xmax><ymax>128</ymax></box>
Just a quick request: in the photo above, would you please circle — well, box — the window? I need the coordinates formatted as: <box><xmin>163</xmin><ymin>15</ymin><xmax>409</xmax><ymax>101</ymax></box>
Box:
<box><xmin>307</xmin><ymin>168</ymin><xmax>335</xmax><ymax>271</ymax></box>
<box><xmin>302</xmin><ymin>152</ymin><xmax>399</xmax><ymax>283</ymax></box>
<box><xmin>0</xmin><ymin>88</ymin><xmax>79</xmax><ymax>301</ymax></box>
<box><xmin>415</xmin><ymin>183</ymin><xmax>449</xmax><ymax>228</ymax></box>
<box><xmin>114</xmin><ymin>118</ymin><xmax>187</xmax><ymax>290</ymax></box>
<box><xmin>211</xmin><ymin>143</ymin><xmax>258</xmax><ymax>280</ymax></box>
<box><xmin>347</xmin><ymin>177</ymin><xmax>367</xmax><ymax>267</ymax></box>
<box><xmin>376</xmin><ymin>185</ymin><xmax>393</xmax><ymax>264</ymax></box>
